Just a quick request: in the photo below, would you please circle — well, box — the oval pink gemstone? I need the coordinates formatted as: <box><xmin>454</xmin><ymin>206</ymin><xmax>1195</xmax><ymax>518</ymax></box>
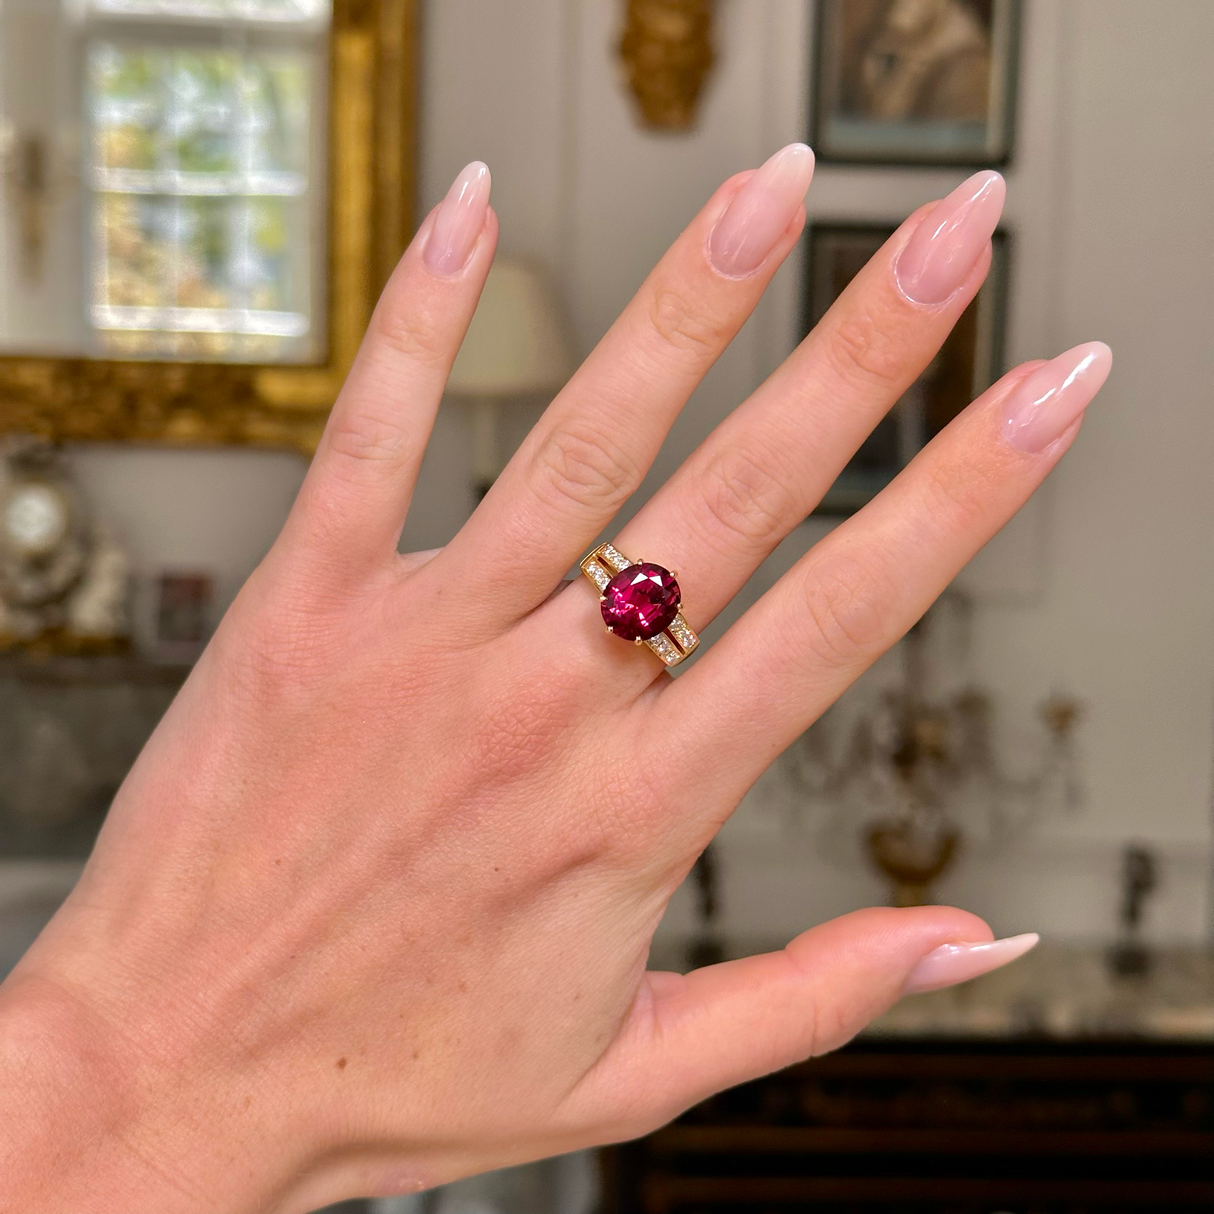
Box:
<box><xmin>601</xmin><ymin>563</ymin><xmax>681</xmax><ymax>642</ymax></box>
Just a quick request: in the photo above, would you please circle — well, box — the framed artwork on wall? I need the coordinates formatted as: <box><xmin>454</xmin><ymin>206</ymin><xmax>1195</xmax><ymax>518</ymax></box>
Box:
<box><xmin>811</xmin><ymin>0</ymin><xmax>1020</xmax><ymax>166</ymax></box>
<box><xmin>804</xmin><ymin>223</ymin><xmax>1010</xmax><ymax>515</ymax></box>
<box><xmin>154</xmin><ymin>572</ymin><xmax>215</xmax><ymax>664</ymax></box>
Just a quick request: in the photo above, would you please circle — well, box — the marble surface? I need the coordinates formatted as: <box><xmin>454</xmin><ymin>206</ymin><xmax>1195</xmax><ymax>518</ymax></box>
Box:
<box><xmin>867</xmin><ymin>942</ymin><xmax>1214</xmax><ymax>1040</ymax></box>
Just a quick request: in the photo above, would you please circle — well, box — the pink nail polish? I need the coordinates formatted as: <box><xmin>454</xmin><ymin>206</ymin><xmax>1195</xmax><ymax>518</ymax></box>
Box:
<box><xmin>902</xmin><ymin>933</ymin><xmax>1039</xmax><ymax>995</ymax></box>
<box><xmin>424</xmin><ymin>161</ymin><xmax>492</xmax><ymax>276</ymax></box>
<box><xmin>894</xmin><ymin>170</ymin><xmax>1006</xmax><ymax>305</ymax></box>
<box><xmin>708</xmin><ymin>143</ymin><xmax>815</xmax><ymax>278</ymax></box>
<box><xmin>1002</xmin><ymin>342</ymin><xmax>1113</xmax><ymax>453</ymax></box>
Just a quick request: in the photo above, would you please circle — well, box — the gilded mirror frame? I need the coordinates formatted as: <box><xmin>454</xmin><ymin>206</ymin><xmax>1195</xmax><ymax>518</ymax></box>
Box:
<box><xmin>0</xmin><ymin>0</ymin><xmax>418</xmax><ymax>454</ymax></box>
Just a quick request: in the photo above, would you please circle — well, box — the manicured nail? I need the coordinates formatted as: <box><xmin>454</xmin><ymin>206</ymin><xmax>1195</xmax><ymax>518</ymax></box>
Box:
<box><xmin>902</xmin><ymin>933</ymin><xmax>1039</xmax><ymax>995</ymax></box>
<box><xmin>423</xmin><ymin>161</ymin><xmax>491</xmax><ymax>276</ymax></box>
<box><xmin>894</xmin><ymin>170</ymin><xmax>1005</xmax><ymax>305</ymax></box>
<box><xmin>708</xmin><ymin>143</ymin><xmax>815</xmax><ymax>277</ymax></box>
<box><xmin>1002</xmin><ymin>342</ymin><xmax>1113</xmax><ymax>453</ymax></box>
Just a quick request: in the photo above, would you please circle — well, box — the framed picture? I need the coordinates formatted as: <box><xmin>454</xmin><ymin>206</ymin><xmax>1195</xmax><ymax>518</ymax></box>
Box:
<box><xmin>804</xmin><ymin>223</ymin><xmax>1010</xmax><ymax>515</ymax></box>
<box><xmin>811</xmin><ymin>0</ymin><xmax>1020</xmax><ymax>166</ymax></box>
<box><xmin>154</xmin><ymin>572</ymin><xmax>214</xmax><ymax>664</ymax></box>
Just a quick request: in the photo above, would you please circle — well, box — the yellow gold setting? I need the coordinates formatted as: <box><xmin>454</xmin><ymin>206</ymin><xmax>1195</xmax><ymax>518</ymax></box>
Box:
<box><xmin>579</xmin><ymin>542</ymin><xmax>699</xmax><ymax>668</ymax></box>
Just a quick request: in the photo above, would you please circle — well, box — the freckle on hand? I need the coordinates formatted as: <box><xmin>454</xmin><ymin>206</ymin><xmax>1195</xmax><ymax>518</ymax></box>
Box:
<box><xmin>336</xmin><ymin>1057</ymin><xmax>348</xmax><ymax>1070</ymax></box>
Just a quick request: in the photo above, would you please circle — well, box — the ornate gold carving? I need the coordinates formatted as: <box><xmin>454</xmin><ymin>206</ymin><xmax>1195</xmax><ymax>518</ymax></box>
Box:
<box><xmin>0</xmin><ymin>0</ymin><xmax>418</xmax><ymax>455</ymax></box>
<box><xmin>619</xmin><ymin>0</ymin><xmax>716</xmax><ymax>131</ymax></box>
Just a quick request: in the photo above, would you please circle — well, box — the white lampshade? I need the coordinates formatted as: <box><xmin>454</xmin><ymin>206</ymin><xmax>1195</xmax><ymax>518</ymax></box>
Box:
<box><xmin>446</xmin><ymin>256</ymin><xmax>575</xmax><ymax>396</ymax></box>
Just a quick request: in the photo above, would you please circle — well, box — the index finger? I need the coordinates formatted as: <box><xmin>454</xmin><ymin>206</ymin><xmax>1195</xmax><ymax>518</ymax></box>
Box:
<box><xmin>283</xmin><ymin>162</ymin><xmax>498</xmax><ymax>585</ymax></box>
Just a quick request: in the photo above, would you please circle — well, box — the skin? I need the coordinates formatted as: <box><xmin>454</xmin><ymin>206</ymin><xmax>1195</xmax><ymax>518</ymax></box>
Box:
<box><xmin>0</xmin><ymin>166</ymin><xmax>1098</xmax><ymax>1213</ymax></box>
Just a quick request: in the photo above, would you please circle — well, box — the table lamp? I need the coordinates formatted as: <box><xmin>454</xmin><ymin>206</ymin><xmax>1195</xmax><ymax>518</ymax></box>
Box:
<box><xmin>446</xmin><ymin>256</ymin><xmax>575</xmax><ymax>499</ymax></box>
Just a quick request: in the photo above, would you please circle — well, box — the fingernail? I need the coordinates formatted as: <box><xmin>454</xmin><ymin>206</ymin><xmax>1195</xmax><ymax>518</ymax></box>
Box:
<box><xmin>423</xmin><ymin>161</ymin><xmax>491</xmax><ymax>276</ymax></box>
<box><xmin>902</xmin><ymin>933</ymin><xmax>1039</xmax><ymax>995</ymax></box>
<box><xmin>894</xmin><ymin>170</ymin><xmax>1005</xmax><ymax>305</ymax></box>
<box><xmin>708</xmin><ymin>143</ymin><xmax>815</xmax><ymax>277</ymax></box>
<box><xmin>1002</xmin><ymin>342</ymin><xmax>1113</xmax><ymax>453</ymax></box>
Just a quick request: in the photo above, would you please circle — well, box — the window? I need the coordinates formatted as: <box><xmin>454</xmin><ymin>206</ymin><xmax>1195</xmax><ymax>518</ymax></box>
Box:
<box><xmin>82</xmin><ymin>0</ymin><xmax>328</xmax><ymax>361</ymax></box>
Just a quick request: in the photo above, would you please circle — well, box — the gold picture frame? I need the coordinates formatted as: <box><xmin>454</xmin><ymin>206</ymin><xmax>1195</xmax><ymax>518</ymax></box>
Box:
<box><xmin>811</xmin><ymin>0</ymin><xmax>1020</xmax><ymax>167</ymax></box>
<box><xmin>0</xmin><ymin>0</ymin><xmax>418</xmax><ymax>455</ymax></box>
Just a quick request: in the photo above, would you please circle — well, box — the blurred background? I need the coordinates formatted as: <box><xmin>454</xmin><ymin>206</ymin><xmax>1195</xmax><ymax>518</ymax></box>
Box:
<box><xmin>0</xmin><ymin>1</ymin><xmax>1210</xmax><ymax>1211</ymax></box>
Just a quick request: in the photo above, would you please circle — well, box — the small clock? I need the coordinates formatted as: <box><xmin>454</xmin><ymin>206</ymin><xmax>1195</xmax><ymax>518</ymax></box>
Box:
<box><xmin>0</xmin><ymin>441</ymin><xmax>89</xmax><ymax>621</ymax></box>
<box><xmin>1</xmin><ymin>481</ymin><xmax>71</xmax><ymax>558</ymax></box>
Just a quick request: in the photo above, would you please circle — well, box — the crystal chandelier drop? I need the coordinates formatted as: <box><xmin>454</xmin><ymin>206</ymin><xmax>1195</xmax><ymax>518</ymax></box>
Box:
<box><xmin>780</xmin><ymin>591</ymin><xmax>1083</xmax><ymax>905</ymax></box>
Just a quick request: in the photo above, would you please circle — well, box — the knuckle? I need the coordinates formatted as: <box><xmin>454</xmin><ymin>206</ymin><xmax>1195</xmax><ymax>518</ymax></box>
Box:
<box><xmin>323</xmin><ymin>408</ymin><xmax>405</xmax><ymax>467</ymax></box>
<box><xmin>697</xmin><ymin>442</ymin><xmax>798</xmax><ymax>550</ymax></box>
<box><xmin>221</xmin><ymin>607</ymin><xmax>333</xmax><ymax>705</ymax></box>
<box><xmin>217</xmin><ymin>570</ymin><xmax>391</xmax><ymax>707</ymax></box>
<box><xmin>531</xmin><ymin>422</ymin><xmax>640</xmax><ymax>513</ymax></box>
<box><xmin>371</xmin><ymin>300</ymin><xmax>447</xmax><ymax>366</ymax></box>
<box><xmin>824</xmin><ymin>301</ymin><xmax>907</xmax><ymax>390</ymax></box>
<box><xmin>469</xmin><ymin>688</ymin><xmax>573</xmax><ymax>786</ymax></box>
<box><xmin>800</xmin><ymin>555</ymin><xmax>893</xmax><ymax>668</ymax></box>
<box><xmin>596</xmin><ymin>752</ymin><xmax>669</xmax><ymax>858</ymax></box>
<box><xmin>455</xmin><ymin>666</ymin><xmax>596</xmax><ymax>796</ymax></box>
<box><xmin>649</xmin><ymin>283</ymin><xmax>728</xmax><ymax>361</ymax></box>
<box><xmin>921</xmin><ymin>448</ymin><xmax>994</xmax><ymax>530</ymax></box>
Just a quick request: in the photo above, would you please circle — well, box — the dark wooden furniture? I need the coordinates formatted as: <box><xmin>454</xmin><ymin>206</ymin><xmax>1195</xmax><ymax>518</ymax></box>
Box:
<box><xmin>604</xmin><ymin>1039</ymin><xmax>1214</xmax><ymax>1214</ymax></box>
<box><xmin>0</xmin><ymin>654</ymin><xmax>189</xmax><ymax>856</ymax></box>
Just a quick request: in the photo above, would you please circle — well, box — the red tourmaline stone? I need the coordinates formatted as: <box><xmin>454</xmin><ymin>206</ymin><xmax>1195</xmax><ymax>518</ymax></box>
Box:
<box><xmin>601</xmin><ymin>563</ymin><xmax>681</xmax><ymax>641</ymax></box>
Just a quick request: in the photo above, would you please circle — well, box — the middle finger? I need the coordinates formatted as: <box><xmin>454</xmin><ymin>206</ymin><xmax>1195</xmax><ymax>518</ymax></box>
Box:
<box><xmin>545</xmin><ymin>170</ymin><xmax>1005</xmax><ymax>681</ymax></box>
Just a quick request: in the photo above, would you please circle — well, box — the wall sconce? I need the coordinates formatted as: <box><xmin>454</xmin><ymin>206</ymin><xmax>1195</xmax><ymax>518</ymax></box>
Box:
<box><xmin>446</xmin><ymin>256</ymin><xmax>575</xmax><ymax>501</ymax></box>
<box><xmin>619</xmin><ymin>0</ymin><xmax>716</xmax><ymax>131</ymax></box>
<box><xmin>0</xmin><ymin>121</ymin><xmax>74</xmax><ymax>283</ymax></box>
<box><xmin>782</xmin><ymin>591</ymin><xmax>1084</xmax><ymax>907</ymax></box>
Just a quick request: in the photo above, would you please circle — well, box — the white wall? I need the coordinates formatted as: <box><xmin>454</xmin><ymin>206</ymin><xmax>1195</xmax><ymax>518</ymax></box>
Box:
<box><xmin>50</xmin><ymin>0</ymin><xmax>1214</xmax><ymax>943</ymax></box>
<box><xmin>69</xmin><ymin>447</ymin><xmax>307</xmax><ymax>650</ymax></box>
<box><xmin>418</xmin><ymin>0</ymin><xmax>1214</xmax><ymax>944</ymax></box>
<box><xmin>950</xmin><ymin>0</ymin><xmax>1214</xmax><ymax>939</ymax></box>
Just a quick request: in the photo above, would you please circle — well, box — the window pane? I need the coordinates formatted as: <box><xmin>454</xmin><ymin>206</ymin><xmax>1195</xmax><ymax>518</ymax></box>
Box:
<box><xmin>82</xmin><ymin>0</ymin><xmax>331</xmax><ymax>28</ymax></box>
<box><xmin>86</xmin><ymin>25</ymin><xmax>322</xmax><ymax>362</ymax></box>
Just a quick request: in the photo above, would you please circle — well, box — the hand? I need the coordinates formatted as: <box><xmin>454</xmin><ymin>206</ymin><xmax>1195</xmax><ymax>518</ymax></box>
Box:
<box><xmin>0</xmin><ymin>147</ymin><xmax>1108</xmax><ymax>1213</ymax></box>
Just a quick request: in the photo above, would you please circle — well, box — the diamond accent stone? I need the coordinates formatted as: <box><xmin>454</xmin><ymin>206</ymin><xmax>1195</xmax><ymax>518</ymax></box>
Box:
<box><xmin>646</xmin><ymin>633</ymin><xmax>680</xmax><ymax>665</ymax></box>
<box><xmin>599</xmin><ymin>544</ymin><xmax>630</xmax><ymax>574</ymax></box>
<box><xmin>585</xmin><ymin>561</ymin><xmax>610</xmax><ymax>590</ymax></box>
<box><xmin>667</xmin><ymin>614</ymin><xmax>699</xmax><ymax>656</ymax></box>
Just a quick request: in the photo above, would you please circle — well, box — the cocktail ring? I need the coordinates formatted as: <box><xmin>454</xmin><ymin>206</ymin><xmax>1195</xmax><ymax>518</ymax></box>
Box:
<box><xmin>579</xmin><ymin>542</ymin><xmax>700</xmax><ymax>668</ymax></box>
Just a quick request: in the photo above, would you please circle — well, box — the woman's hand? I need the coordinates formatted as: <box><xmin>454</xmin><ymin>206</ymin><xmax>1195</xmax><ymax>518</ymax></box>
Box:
<box><xmin>0</xmin><ymin>148</ymin><xmax>1108</xmax><ymax>1213</ymax></box>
